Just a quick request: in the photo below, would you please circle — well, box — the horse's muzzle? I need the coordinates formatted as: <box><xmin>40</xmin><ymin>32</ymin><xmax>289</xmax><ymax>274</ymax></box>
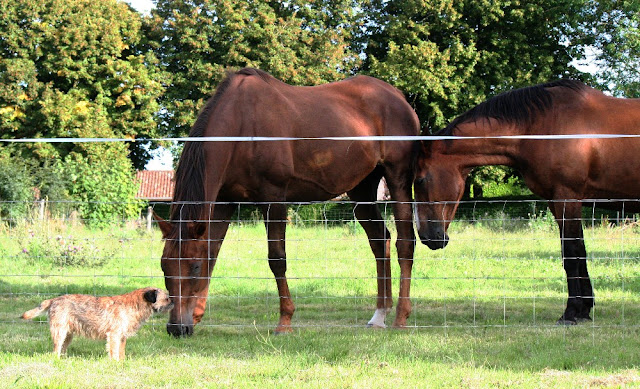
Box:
<box><xmin>420</xmin><ymin>230</ymin><xmax>449</xmax><ymax>250</ymax></box>
<box><xmin>167</xmin><ymin>322</ymin><xmax>194</xmax><ymax>337</ymax></box>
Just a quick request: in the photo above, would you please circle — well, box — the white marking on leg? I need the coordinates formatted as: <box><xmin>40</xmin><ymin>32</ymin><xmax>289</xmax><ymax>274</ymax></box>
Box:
<box><xmin>367</xmin><ymin>308</ymin><xmax>390</xmax><ymax>328</ymax></box>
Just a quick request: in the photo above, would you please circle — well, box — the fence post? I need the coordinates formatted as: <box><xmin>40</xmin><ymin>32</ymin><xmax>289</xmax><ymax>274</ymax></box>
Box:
<box><xmin>38</xmin><ymin>199</ymin><xmax>45</xmax><ymax>221</ymax></box>
<box><xmin>147</xmin><ymin>206</ymin><xmax>153</xmax><ymax>232</ymax></box>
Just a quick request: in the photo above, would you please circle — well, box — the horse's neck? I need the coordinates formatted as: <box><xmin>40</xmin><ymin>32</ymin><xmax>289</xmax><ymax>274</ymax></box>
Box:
<box><xmin>435</xmin><ymin>126</ymin><xmax>517</xmax><ymax>169</ymax></box>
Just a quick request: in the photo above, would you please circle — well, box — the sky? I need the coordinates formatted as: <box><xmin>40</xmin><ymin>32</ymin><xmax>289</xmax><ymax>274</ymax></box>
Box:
<box><xmin>126</xmin><ymin>0</ymin><xmax>154</xmax><ymax>15</ymax></box>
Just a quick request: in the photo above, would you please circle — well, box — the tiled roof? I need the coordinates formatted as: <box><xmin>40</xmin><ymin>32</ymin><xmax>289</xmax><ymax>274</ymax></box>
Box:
<box><xmin>136</xmin><ymin>170</ymin><xmax>174</xmax><ymax>201</ymax></box>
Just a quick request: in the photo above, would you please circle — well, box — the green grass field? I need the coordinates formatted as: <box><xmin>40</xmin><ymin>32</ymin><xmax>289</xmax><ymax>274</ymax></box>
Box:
<box><xmin>1</xmin><ymin>214</ymin><xmax>640</xmax><ymax>388</ymax></box>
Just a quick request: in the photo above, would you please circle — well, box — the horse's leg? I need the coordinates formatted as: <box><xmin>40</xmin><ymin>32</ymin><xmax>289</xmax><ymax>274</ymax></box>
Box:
<box><xmin>192</xmin><ymin>203</ymin><xmax>234</xmax><ymax>325</ymax></box>
<box><xmin>577</xmin><ymin>259</ymin><xmax>594</xmax><ymax>322</ymax></box>
<box><xmin>262</xmin><ymin>203</ymin><xmax>295</xmax><ymax>333</ymax></box>
<box><xmin>549</xmin><ymin>200</ymin><xmax>592</xmax><ymax>324</ymax></box>
<box><xmin>347</xmin><ymin>173</ymin><xmax>393</xmax><ymax>328</ymax></box>
<box><xmin>385</xmin><ymin>175</ymin><xmax>416</xmax><ymax>328</ymax></box>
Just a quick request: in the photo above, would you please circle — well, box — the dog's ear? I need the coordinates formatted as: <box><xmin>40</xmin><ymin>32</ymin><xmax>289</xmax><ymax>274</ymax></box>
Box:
<box><xmin>143</xmin><ymin>289</ymin><xmax>158</xmax><ymax>304</ymax></box>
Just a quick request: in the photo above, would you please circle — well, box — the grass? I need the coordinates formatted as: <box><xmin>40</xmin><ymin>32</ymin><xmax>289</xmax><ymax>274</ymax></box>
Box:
<box><xmin>1</xmin><ymin>213</ymin><xmax>640</xmax><ymax>387</ymax></box>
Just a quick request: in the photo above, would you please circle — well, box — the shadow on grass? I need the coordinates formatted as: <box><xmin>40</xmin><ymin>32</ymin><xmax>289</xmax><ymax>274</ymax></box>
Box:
<box><xmin>3</xmin><ymin>262</ymin><xmax>640</xmax><ymax>372</ymax></box>
<box><xmin>4</xmin><ymin>293</ymin><xmax>640</xmax><ymax>373</ymax></box>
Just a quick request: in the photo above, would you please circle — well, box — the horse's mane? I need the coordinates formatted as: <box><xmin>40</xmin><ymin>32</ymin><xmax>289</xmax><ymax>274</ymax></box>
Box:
<box><xmin>440</xmin><ymin>79</ymin><xmax>588</xmax><ymax>135</ymax></box>
<box><xmin>170</xmin><ymin>68</ymin><xmax>265</xmax><ymax>225</ymax></box>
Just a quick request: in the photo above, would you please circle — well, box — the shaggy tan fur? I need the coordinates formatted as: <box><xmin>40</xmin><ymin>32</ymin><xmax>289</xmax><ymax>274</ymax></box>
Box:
<box><xmin>22</xmin><ymin>287</ymin><xmax>173</xmax><ymax>360</ymax></box>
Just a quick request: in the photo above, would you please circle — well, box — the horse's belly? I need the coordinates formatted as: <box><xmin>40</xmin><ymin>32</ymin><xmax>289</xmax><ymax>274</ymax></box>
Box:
<box><xmin>218</xmin><ymin>179</ymin><xmax>343</xmax><ymax>202</ymax></box>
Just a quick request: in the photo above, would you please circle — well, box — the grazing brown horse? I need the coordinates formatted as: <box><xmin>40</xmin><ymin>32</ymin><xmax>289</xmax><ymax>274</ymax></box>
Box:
<box><xmin>155</xmin><ymin>68</ymin><xmax>420</xmax><ymax>336</ymax></box>
<box><xmin>414</xmin><ymin>79</ymin><xmax>640</xmax><ymax>324</ymax></box>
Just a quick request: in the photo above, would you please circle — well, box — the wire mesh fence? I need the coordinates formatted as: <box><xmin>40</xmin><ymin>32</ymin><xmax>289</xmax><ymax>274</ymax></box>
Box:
<box><xmin>2</xmin><ymin>199</ymin><xmax>640</xmax><ymax>331</ymax></box>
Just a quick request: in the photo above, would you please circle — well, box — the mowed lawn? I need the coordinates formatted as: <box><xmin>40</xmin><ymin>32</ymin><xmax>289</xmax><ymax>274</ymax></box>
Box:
<box><xmin>1</xmin><ymin>213</ymin><xmax>640</xmax><ymax>388</ymax></box>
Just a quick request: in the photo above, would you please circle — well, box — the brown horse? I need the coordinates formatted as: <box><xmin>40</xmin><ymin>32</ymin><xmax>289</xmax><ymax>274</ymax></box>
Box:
<box><xmin>414</xmin><ymin>79</ymin><xmax>640</xmax><ymax>325</ymax></box>
<box><xmin>155</xmin><ymin>68</ymin><xmax>420</xmax><ymax>336</ymax></box>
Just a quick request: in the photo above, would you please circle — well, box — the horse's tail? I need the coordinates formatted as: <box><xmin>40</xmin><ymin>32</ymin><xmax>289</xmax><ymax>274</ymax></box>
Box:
<box><xmin>22</xmin><ymin>299</ymin><xmax>53</xmax><ymax>320</ymax></box>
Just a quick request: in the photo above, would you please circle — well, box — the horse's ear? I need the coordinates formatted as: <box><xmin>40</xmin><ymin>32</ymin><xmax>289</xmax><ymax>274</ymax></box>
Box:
<box><xmin>188</xmin><ymin>222</ymin><xmax>207</xmax><ymax>239</ymax></box>
<box><xmin>153</xmin><ymin>211</ymin><xmax>173</xmax><ymax>238</ymax></box>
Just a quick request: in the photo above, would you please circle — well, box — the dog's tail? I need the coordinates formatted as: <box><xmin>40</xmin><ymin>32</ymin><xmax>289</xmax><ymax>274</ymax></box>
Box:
<box><xmin>21</xmin><ymin>299</ymin><xmax>53</xmax><ymax>320</ymax></box>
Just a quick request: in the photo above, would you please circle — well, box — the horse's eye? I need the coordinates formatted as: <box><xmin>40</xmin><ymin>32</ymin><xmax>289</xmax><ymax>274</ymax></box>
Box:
<box><xmin>415</xmin><ymin>177</ymin><xmax>427</xmax><ymax>185</ymax></box>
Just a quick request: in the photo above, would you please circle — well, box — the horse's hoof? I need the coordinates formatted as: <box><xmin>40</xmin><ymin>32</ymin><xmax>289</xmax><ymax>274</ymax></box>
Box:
<box><xmin>273</xmin><ymin>327</ymin><xmax>293</xmax><ymax>335</ymax></box>
<box><xmin>366</xmin><ymin>322</ymin><xmax>386</xmax><ymax>329</ymax></box>
<box><xmin>576</xmin><ymin>316</ymin><xmax>592</xmax><ymax>323</ymax></box>
<box><xmin>556</xmin><ymin>318</ymin><xmax>577</xmax><ymax>326</ymax></box>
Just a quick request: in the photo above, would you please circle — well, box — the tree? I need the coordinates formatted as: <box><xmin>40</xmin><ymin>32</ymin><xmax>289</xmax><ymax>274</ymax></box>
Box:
<box><xmin>0</xmin><ymin>147</ymin><xmax>34</xmax><ymax>219</ymax></box>
<box><xmin>584</xmin><ymin>1</ymin><xmax>640</xmax><ymax>97</ymax></box>
<box><xmin>0</xmin><ymin>144</ymin><xmax>72</xmax><ymax>220</ymax></box>
<box><xmin>65</xmin><ymin>142</ymin><xmax>142</xmax><ymax>227</ymax></box>
<box><xmin>0</xmin><ymin>0</ymin><xmax>153</xmax><ymax>223</ymax></box>
<box><xmin>361</xmin><ymin>0</ymin><xmax>598</xmax><ymax>197</ymax></box>
<box><xmin>146</xmin><ymin>0</ymin><xmax>363</xmax><ymax>138</ymax></box>
<box><xmin>0</xmin><ymin>0</ymin><xmax>165</xmax><ymax>168</ymax></box>
<box><xmin>362</xmin><ymin>0</ymin><xmax>590</xmax><ymax>133</ymax></box>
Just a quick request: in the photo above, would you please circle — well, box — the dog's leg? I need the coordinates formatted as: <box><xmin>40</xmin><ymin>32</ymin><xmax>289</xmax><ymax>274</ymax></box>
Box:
<box><xmin>118</xmin><ymin>337</ymin><xmax>126</xmax><ymax>361</ymax></box>
<box><xmin>61</xmin><ymin>334</ymin><xmax>73</xmax><ymax>355</ymax></box>
<box><xmin>107</xmin><ymin>333</ymin><xmax>117</xmax><ymax>360</ymax></box>
<box><xmin>107</xmin><ymin>333</ymin><xmax>126</xmax><ymax>360</ymax></box>
<box><xmin>51</xmin><ymin>325</ymin><xmax>68</xmax><ymax>357</ymax></box>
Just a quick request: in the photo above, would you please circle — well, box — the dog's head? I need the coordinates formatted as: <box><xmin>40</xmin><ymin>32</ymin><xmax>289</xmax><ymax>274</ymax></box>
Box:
<box><xmin>143</xmin><ymin>288</ymin><xmax>174</xmax><ymax>313</ymax></box>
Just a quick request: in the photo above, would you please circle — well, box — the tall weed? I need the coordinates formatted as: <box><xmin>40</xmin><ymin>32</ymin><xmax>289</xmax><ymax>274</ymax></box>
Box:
<box><xmin>15</xmin><ymin>222</ymin><xmax>116</xmax><ymax>268</ymax></box>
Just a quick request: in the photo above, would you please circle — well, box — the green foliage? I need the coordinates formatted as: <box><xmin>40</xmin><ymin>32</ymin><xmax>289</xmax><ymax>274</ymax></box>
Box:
<box><xmin>527</xmin><ymin>208</ymin><xmax>558</xmax><ymax>232</ymax></box>
<box><xmin>585</xmin><ymin>1</ymin><xmax>640</xmax><ymax>97</ymax></box>
<box><xmin>468</xmin><ymin>166</ymin><xmax>533</xmax><ymax>199</ymax></box>
<box><xmin>0</xmin><ymin>143</ymin><xmax>138</xmax><ymax>226</ymax></box>
<box><xmin>363</xmin><ymin>0</ymin><xmax>481</xmax><ymax>130</ymax></box>
<box><xmin>0</xmin><ymin>147</ymin><xmax>73</xmax><ymax>219</ymax></box>
<box><xmin>0</xmin><ymin>148</ymin><xmax>33</xmax><ymax>219</ymax></box>
<box><xmin>0</xmin><ymin>0</ymin><xmax>165</xmax><ymax>168</ymax></box>
<box><xmin>363</xmin><ymin>0</ymin><xmax>590</xmax><ymax>132</ymax></box>
<box><xmin>65</xmin><ymin>143</ymin><xmax>142</xmax><ymax>227</ymax></box>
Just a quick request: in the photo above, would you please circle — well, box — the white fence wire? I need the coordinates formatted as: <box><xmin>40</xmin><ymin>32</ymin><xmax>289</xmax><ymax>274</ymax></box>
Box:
<box><xmin>2</xmin><ymin>199</ymin><xmax>639</xmax><ymax>331</ymax></box>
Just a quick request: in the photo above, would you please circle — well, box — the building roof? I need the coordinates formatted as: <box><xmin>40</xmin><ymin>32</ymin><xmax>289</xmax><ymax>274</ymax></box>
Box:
<box><xmin>136</xmin><ymin>170</ymin><xmax>174</xmax><ymax>201</ymax></box>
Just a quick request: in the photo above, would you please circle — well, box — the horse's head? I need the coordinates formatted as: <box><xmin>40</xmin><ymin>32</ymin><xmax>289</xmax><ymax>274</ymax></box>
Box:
<box><xmin>413</xmin><ymin>141</ymin><xmax>468</xmax><ymax>250</ymax></box>
<box><xmin>156</xmin><ymin>213</ymin><xmax>210</xmax><ymax>337</ymax></box>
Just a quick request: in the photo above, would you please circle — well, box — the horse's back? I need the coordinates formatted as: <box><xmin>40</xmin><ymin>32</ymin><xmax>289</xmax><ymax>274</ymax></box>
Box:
<box><xmin>200</xmin><ymin>69</ymin><xmax>419</xmax><ymax>201</ymax></box>
<box><xmin>212</xmin><ymin>69</ymin><xmax>418</xmax><ymax>138</ymax></box>
<box><xmin>520</xmin><ymin>85</ymin><xmax>640</xmax><ymax>200</ymax></box>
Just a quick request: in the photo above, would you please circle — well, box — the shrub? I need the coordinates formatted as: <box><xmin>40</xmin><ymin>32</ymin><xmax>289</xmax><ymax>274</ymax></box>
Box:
<box><xmin>0</xmin><ymin>149</ymin><xmax>34</xmax><ymax>220</ymax></box>
<box><xmin>18</xmin><ymin>230</ymin><xmax>115</xmax><ymax>268</ymax></box>
<box><xmin>65</xmin><ymin>143</ymin><xmax>143</xmax><ymax>227</ymax></box>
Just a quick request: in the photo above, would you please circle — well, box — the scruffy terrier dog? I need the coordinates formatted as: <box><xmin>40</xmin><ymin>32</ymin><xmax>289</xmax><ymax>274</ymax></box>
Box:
<box><xmin>22</xmin><ymin>287</ymin><xmax>173</xmax><ymax>360</ymax></box>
